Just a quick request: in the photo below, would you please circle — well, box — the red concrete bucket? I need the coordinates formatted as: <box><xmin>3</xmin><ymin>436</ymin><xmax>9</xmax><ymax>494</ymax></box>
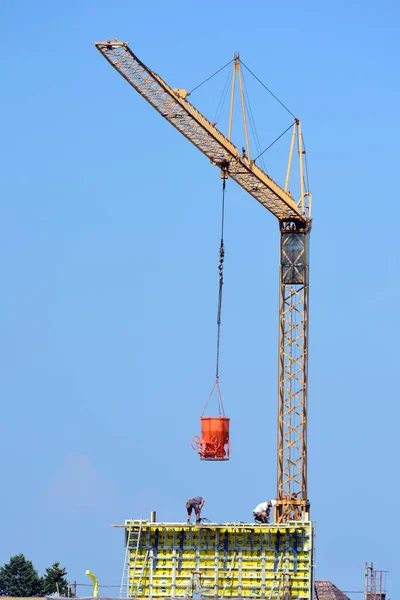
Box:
<box><xmin>191</xmin><ymin>416</ymin><xmax>230</xmax><ymax>461</ymax></box>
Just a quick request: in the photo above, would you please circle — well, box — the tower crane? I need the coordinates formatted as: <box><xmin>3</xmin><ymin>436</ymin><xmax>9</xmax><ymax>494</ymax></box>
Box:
<box><xmin>95</xmin><ymin>39</ymin><xmax>312</xmax><ymax>523</ymax></box>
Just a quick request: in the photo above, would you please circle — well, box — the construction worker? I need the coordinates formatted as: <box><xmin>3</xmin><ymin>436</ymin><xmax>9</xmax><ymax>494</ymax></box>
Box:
<box><xmin>252</xmin><ymin>500</ymin><xmax>277</xmax><ymax>524</ymax></box>
<box><xmin>186</xmin><ymin>497</ymin><xmax>205</xmax><ymax>524</ymax></box>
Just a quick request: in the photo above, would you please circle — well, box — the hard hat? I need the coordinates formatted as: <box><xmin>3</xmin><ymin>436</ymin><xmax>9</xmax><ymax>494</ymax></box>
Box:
<box><xmin>271</xmin><ymin>499</ymin><xmax>277</xmax><ymax>506</ymax></box>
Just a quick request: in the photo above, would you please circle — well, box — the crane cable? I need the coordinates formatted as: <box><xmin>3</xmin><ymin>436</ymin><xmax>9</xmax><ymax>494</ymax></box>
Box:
<box><xmin>216</xmin><ymin>177</ymin><xmax>226</xmax><ymax>380</ymax></box>
<box><xmin>189</xmin><ymin>59</ymin><xmax>233</xmax><ymax>95</ymax></box>
<box><xmin>201</xmin><ymin>176</ymin><xmax>227</xmax><ymax>419</ymax></box>
<box><xmin>240</xmin><ymin>61</ymin><xmax>296</xmax><ymax>119</ymax></box>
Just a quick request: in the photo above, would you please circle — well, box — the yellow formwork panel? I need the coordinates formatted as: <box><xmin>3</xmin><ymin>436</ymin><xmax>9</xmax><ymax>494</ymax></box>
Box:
<box><xmin>124</xmin><ymin>521</ymin><xmax>314</xmax><ymax>599</ymax></box>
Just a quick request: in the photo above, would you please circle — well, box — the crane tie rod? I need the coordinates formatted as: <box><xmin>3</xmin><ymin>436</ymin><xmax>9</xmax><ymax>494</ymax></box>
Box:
<box><xmin>189</xmin><ymin>59</ymin><xmax>233</xmax><ymax>95</ymax></box>
<box><xmin>240</xmin><ymin>61</ymin><xmax>296</xmax><ymax>118</ymax></box>
<box><xmin>215</xmin><ymin>177</ymin><xmax>226</xmax><ymax>379</ymax></box>
<box><xmin>254</xmin><ymin>121</ymin><xmax>295</xmax><ymax>161</ymax></box>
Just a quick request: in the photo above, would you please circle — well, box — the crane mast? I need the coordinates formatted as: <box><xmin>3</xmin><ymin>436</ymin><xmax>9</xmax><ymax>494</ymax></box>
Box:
<box><xmin>96</xmin><ymin>39</ymin><xmax>312</xmax><ymax>523</ymax></box>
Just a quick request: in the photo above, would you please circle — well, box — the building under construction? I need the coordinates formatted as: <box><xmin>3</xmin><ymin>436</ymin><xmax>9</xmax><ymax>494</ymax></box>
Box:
<box><xmin>117</xmin><ymin>519</ymin><xmax>313</xmax><ymax>599</ymax></box>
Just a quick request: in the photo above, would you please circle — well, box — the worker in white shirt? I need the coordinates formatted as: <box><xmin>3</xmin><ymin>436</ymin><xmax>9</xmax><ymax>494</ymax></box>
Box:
<box><xmin>253</xmin><ymin>500</ymin><xmax>277</xmax><ymax>524</ymax></box>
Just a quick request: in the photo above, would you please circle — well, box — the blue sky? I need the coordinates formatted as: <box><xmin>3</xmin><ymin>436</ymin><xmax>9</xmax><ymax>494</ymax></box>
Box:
<box><xmin>1</xmin><ymin>0</ymin><xmax>399</xmax><ymax>597</ymax></box>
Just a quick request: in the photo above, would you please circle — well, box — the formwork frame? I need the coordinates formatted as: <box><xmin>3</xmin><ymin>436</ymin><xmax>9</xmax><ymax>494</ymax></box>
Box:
<box><xmin>120</xmin><ymin>520</ymin><xmax>314</xmax><ymax>600</ymax></box>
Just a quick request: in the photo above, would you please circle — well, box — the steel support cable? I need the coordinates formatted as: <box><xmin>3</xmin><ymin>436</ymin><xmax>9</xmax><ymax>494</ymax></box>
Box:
<box><xmin>240</xmin><ymin>61</ymin><xmax>296</xmax><ymax>119</ymax></box>
<box><xmin>254</xmin><ymin>122</ymin><xmax>295</xmax><ymax>161</ymax></box>
<box><xmin>189</xmin><ymin>59</ymin><xmax>234</xmax><ymax>95</ymax></box>
<box><xmin>213</xmin><ymin>67</ymin><xmax>232</xmax><ymax>125</ymax></box>
<box><xmin>241</xmin><ymin>70</ymin><xmax>267</xmax><ymax>172</ymax></box>
<box><xmin>201</xmin><ymin>376</ymin><xmax>225</xmax><ymax>417</ymax></box>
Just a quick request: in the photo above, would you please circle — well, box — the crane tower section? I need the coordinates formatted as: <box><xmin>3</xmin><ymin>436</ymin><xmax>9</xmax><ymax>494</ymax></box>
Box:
<box><xmin>95</xmin><ymin>40</ymin><xmax>312</xmax><ymax>523</ymax></box>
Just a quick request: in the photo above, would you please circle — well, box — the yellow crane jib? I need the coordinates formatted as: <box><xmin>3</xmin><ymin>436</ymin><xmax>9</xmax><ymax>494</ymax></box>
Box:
<box><xmin>94</xmin><ymin>40</ymin><xmax>306</xmax><ymax>223</ymax></box>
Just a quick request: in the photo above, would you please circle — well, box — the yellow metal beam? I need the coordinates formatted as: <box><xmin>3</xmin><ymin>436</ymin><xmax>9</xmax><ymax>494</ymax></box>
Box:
<box><xmin>227</xmin><ymin>57</ymin><xmax>236</xmax><ymax>142</ymax></box>
<box><xmin>285</xmin><ymin>123</ymin><xmax>296</xmax><ymax>193</ymax></box>
<box><xmin>276</xmin><ymin>227</ymin><xmax>310</xmax><ymax>522</ymax></box>
<box><xmin>297</xmin><ymin>119</ymin><xmax>305</xmax><ymax>215</ymax></box>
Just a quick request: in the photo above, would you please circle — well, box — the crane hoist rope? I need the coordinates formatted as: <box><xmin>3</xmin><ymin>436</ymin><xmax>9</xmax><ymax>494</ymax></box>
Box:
<box><xmin>215</xmin><ymin>176</ymin><xmax>226</xmax><ymax>380</ymax></box>
<box><xmin>190</xmin><ymin>173</ymin><xmax>230</xmax><ymax>462</ymax></box>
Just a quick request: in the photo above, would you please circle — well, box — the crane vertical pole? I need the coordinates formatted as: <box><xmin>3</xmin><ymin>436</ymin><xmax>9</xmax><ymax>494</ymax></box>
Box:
<box><xmin>284</xmin><ymin>123</ymin><xmax>296</xmax><ymax>193</ymax></box>
<box><xmin>276</xmin><ymin>221</ymin><xmax>310</xmax><ymax>522</ymax></box>
<box><xmin>297</xmin><ymin>120</ymin><xmax>305</xmax><ymax>215</ymax></box>
<box><xmin>237</xmin><ymin>59</ymin><xmax>250</xmax><ymax>161</ymax></box>
<box><xmin>228</xmin><ymin>57</ymin><xmax>238</xmax><ymax>141</ymax></box>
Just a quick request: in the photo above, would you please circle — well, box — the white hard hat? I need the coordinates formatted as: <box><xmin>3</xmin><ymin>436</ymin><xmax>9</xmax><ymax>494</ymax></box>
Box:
<box><xmin>270</xmin><ymin>499</ymin><xmax>277</xmax><ymax>506</ymax></box>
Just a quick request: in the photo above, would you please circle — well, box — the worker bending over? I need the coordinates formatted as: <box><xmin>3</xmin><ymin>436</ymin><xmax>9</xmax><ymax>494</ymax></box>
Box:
<box><xmin>186</xmin><ymin>497</ymin><xmax>205</xmax><ymax>524</ymax></box>
<box><xmin>253</xmin><ymin>500</ymin><xmax>277</xmax><ymax>524</ymax></box>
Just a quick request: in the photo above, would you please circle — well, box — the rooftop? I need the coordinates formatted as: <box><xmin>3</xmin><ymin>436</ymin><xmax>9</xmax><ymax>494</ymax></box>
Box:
<box><xmin>315</xmin><ymin>580</ymin><xmax>352</xmax><ymax>600</ymax></box>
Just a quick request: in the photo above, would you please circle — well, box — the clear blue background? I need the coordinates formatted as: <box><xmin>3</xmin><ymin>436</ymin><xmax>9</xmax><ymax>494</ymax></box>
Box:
<box><xmin>1</xmin><ymin>0</ymin><xmax>398</xmax><ymax>597</ymax></box>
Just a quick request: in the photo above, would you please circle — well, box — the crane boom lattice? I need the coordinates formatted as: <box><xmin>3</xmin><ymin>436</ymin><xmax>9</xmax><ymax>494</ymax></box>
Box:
<box><xmin>95</xmin><ymin>40</ymin><xmax>306</xmax><ymax>222</ymax></box>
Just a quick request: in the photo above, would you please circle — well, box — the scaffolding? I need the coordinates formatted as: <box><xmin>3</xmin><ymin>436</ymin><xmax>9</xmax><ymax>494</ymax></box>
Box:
<box><xmin>365</xmin><ymin>563</ymin><xmax>387</xmax><ymax>600</ymax></box>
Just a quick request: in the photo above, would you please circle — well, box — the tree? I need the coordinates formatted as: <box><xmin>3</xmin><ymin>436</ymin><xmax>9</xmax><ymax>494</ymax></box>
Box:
<box><xmin>42</xmin><ymin>562</ymin><xmax>71</xmax><ymax>596</ymax></box>
<box><xmin>0</xmin><ymin>553</ymin><xmax>42</xmax><ymax>597</ymax></box>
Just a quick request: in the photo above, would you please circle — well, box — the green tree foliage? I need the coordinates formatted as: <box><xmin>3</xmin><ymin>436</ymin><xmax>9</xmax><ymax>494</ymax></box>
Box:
<box><xmin>42</xmin><ymin>562</ymin><xmax>71</xmax><ymax>596</ymax></box>
<box><xmin>0</xmin><ymin>553</ymin><xmax>42</xmax><ymax>597</ymax></box>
